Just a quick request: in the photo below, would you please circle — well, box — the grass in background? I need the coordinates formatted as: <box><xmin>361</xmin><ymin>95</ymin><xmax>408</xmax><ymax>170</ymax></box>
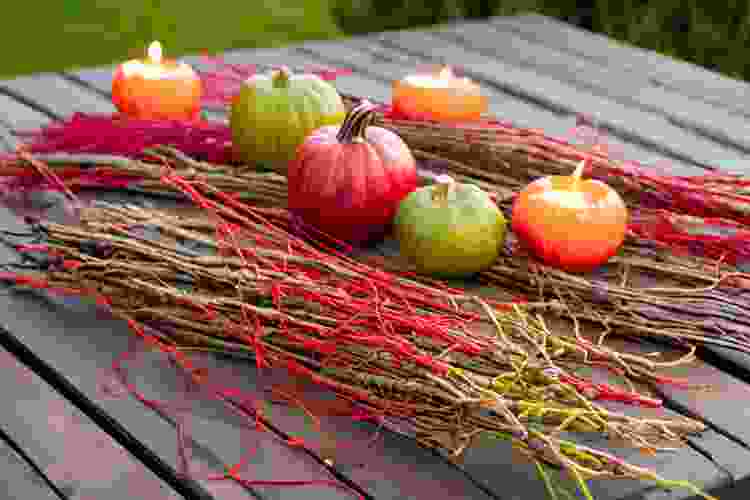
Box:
<box><xmin>2</xmin><ymin>0</ymin><xmax>342</xmax><ymax>77</ymax></box>
<box><xmin>4</xmin><ymin>1</ymin><xmax>750</xmax><ymax>84</ymax></box>
<box><xmin>332</xmin><ymin>0</ymin><xmax>750</xmax><ymax>83</ymax></box>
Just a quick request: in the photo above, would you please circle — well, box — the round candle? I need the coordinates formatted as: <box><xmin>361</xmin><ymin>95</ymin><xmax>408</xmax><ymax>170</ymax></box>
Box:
<box><xmin>392</xmin><ymin>65</ymin><xmax>487</xmax><ymax>122</ymax></box>
<box><xmin>511</xmin><ymin>160</ymin><xmax>629</xmax><ymax>272</ymax></box>
<box><xmin>112</xmin><ymin>41</ymin><xmax>202</xmax><ymax>120</ymax></box>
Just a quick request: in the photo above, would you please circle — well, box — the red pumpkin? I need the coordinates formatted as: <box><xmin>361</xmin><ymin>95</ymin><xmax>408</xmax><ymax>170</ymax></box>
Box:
<box><xmin>288</xmin><ymin>100</ymin><xmax>418</xmax><ymax>245</ymax></box>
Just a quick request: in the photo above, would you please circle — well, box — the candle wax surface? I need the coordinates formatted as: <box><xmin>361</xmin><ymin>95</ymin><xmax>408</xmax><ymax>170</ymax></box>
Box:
<box><xmin>120</xmin><ymin>59</ymin><xmax>197</xmax><ymax>80</ymax></box>
<box><xmin>401</xmin><ymin>73</ymin><xmax>479</xmax><ymax>94</ymax></box>
<box><xmin>113</xmin><ymin>57</ymin><xmax>202</xmax><ymax>120</ymax></box>
<box><xmin>392</xmin><ymin>68</ymin><xmax>487</xmax><ymax>122</ymax></box>
<box><xmin>511</xmin><ymin>175</ymin><xmax>628</xmax><ymax>272</ymax></box>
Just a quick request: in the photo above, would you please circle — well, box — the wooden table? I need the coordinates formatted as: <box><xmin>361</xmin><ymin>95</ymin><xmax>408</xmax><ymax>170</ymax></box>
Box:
<box><xmin>2</xmin><ymin>13</ymin><xmax>750</xmax><ymax>500</ymax></box>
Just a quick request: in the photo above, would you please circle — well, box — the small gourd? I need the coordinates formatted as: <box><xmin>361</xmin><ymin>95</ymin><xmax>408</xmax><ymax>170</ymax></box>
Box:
<box><xmin>230</xmin><ymin>66</ymin><xmax>346</xmax><ymax>171</ymax></box>
<box><xmin>394</xmin><ymin>175</ymin><xmax>507</xmax><ymax>278</ymax></box>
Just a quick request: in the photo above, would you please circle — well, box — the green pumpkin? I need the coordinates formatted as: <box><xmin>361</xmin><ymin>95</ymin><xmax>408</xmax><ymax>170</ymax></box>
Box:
<box><xmin>230</xmin><ymin>67</ymin><xmax>346</xmax><ymax>171</ymax></box>
<box><xmin>394</xmin><ymin>177</ymin><xmax>507</xmax><ymax>278</ymax></box>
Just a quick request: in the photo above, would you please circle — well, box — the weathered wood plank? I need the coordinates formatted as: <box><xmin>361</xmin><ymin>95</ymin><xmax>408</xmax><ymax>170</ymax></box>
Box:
<box><xmin>602</xmin><ymin>336</ymin><xmax>750</xmax><ymax>455</ymax></box>
<box><xmin>62</xmin><ymin>65</ymin><xmax>116</xmax><ymax>97</ymax></box>
<box><xmin>0</xmin><ymin>74</ymin><xmax>115</xmax><ymax>120</ymax></box>
<box><xmin>0</xmin><ymin>347</ymin><xmax>182</xmax><ymax>500</ymax></box>
<box><xmin>0</xmin><ymin>94</ymin><xmax>50</xmax><ymax>132</ymax></box>
<box><xmin>293</xmin><ymin>38</ymin><xmax>707</xmax><ymax>177</ymax></box>
<box><xmin>0</xmin><ymin>95</ymin><xmax>50</xmax><ymax>152</ymax></box>
<box><xmin>430</xmin><ymin>21</ymin><xmax>750</xmax><ymax>157</ymax></box>
<box><xmin>494</xmin><ymin>14</ymin><xmax>750</xmax><ymax>118</ymax></box>
<box><xmin>698</xmin><ymin>345</ymin><xmax>750</xmax><ymax>406</ymax></box>
<box><xmin>0</xmin><ymin>123</ymin><xmax>17</xmax><ymax>152</ymax></box>
<box><xmin>363</xmin><ymin>29</ymin><xmax>750</xmax><ymax>174</ymax></box>
<box><xmin>0</xmin><ymin>431</ymin><xmax>60</xmax><ymax>500</ymax></box>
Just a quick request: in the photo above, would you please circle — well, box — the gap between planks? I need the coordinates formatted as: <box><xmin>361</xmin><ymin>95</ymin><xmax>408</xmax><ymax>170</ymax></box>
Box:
<box><xmin>497</xmin><ymin>14</ymin><xmax>750</xmax><ymax>118</ymax></box>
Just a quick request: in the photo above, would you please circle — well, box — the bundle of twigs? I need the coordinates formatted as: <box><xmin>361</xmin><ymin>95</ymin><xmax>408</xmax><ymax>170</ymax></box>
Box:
<box><xmin>2</xmin><ymin>193</ymin><xmax>712</xmax><ymax>499</ymax></box>
<box><xmin>0</xmin><ymin>148</ymin><xmax>289</xmax><ymax>207</ymax></box>
<box><xmin>3</xmin><ymin>147</ymin><xmax>750</xmax><ymax>356</ymax></box>
<box><xmin>485</xmin><ymin>236</ymin><xmax>750</xmax><ymax>344</ymax></box>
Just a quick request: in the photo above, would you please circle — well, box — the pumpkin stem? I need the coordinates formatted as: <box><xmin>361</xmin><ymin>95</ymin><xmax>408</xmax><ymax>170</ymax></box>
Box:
<box><xmin>432</xmin><ymin>174</ymin><xmax>455</xmax><ymax>203</ymax></box>
<box><xmin>272</xmin><ymin>66</ymin><xmax>291</xmax><ymax>88</ymax></box>
<box><xmin>336</xmin><ymin>100</ymin><xmax>377</xmax><ymax>144</ymax></box>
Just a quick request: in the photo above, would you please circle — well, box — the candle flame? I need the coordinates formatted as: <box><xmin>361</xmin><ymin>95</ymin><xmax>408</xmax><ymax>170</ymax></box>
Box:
<box><xmin>148</xmin><ymin>41</ymin><xmax>162</xmax><ymax>64</ymax></box>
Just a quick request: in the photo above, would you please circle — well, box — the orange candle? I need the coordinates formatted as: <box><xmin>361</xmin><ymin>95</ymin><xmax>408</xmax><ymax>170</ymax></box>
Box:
<box><xmin>511</xmin><ymin>160</ymin><xmax>629</xmax><ymax>272</ymax></box>
<box><xmin>112</xmin><ymin>41</ymin><xmax>202</xmax><ymax>120</ymax></box>
<box><xmin>392</xmin><ymin>65</ymin><xmax>487</xmax><ymax>122</ymax></box>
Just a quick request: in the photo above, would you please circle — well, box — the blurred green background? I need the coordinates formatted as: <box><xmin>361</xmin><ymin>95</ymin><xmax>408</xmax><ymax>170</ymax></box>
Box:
<box><xmin>4</xmin><ymin>1</ymin><xmax>748</xmax><ymax>82</ymax></box>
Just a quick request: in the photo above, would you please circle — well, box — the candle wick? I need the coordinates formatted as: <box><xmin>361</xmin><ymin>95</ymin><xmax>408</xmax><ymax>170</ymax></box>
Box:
<box><xmin>571</xmin><ymin>160</ymin><xmax>586</xmax><ymax>190</ymax></box>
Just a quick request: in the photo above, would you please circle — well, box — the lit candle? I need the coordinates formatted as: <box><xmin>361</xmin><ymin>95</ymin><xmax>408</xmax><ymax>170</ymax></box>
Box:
<box><xmin>511</xmin><ymin>160</ymin><xmax>629</xmax><ymax>272</ymax></box>
<box><xmin>392</xmin><ymin>65</ymin><xmax>487</xmax><ymax>122</ymax></box>
<box><xmin>112</xmin><ymin>41</ymin><xmax>202</xmax><ymax>120</ymax></box>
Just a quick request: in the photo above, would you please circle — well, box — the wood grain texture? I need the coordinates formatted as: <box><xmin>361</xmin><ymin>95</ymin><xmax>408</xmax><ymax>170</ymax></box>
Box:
<box><xmin>430</xmin><ymin>21</ymin><xmax>750</xmax><ymax>157</ymax></box>
<box><xmin>362</xmin><ymin>28</ymin><xmax>750</xmax><ymax>174</ymax></box>
<box><xmin>0</xmin><ymin>347</ymin><xmax>183</xmax><ymax>500</ymax></box>
<box><xmin>0</xmin><ymin>94</ymin><xmax>50</xmax><ymax>132</ymax></box>
<box><xmin>0</xmin><ymin>73</ymin><xmax>115</xmax><ymax>119</ymax></box>
<box><xmin>494</xmin><ymin>14</ymin><xmax>750</xmax><ymax>118</ymax></box>
<box><xmin>0</xmin><ymin>434</ymin><xmax>60</xmax><ymax>500</ymax></box>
